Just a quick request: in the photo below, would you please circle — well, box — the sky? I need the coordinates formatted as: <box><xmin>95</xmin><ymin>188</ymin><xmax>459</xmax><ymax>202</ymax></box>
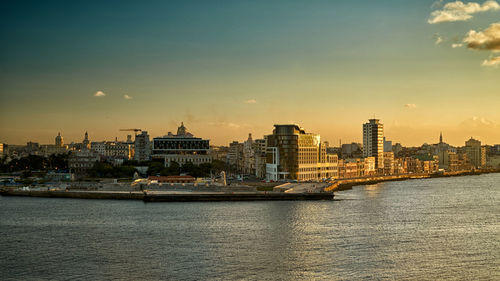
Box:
<box><xmin>1</xmin><ymin>0</ymin><xmax>499</xmax><ymax>146</ymax></box>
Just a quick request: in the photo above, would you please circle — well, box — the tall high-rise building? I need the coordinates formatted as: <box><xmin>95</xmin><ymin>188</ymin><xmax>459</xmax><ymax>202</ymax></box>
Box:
<box><xmin>363</xmin><ymin>119</ymin><xmax>384</xmax><ymax>169</ymax></box>
<box><xmin>134</xmin><ymin>131</ymin><xmax>151</xmax><ymax>162</ymax></box>
<box><xmin>465</xmin><ymin>138</ymin><xmax>486</xmax><ymax>168</ymax></box>
<box><xmin>55</xmin><ymin>132</ymin><xmax>64</xmax><ymax>147</ymax></box>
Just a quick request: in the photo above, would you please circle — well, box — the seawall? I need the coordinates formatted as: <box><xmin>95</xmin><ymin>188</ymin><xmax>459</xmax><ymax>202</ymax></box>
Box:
<box><xmin>0</xmin><ymin>190</ymin><xmax>334</xmax><ymax>202</ymax></box>
<box><xmin>325</xmin><ymin>169</ymin><xmax>500</xmax><ymax>192</ymax></box>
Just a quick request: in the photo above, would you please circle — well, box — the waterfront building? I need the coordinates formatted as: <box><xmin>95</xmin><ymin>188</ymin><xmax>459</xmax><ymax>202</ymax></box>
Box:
<box><xmin>55</xmin><ymin>132</ymin><xmax>64</xmax><ymax>147</ymax></box>
<box><xmin>254</xmin><ymin>138</ymin><xmax>267</xmax><ymax>179</ymax></box>
<box><xmin>265</xmin><ymin>124</ymin><xmax>338</xmax><ymax>181</ymax></box>
<box><xmin>152</xmin><ymin>123</ymin><xmax>211</xmax><ymax>167</ymax></box>
<box><xmin>134</xmin><ymin>131</ymin><xmax>151</xmax><ymax>162</ymax></box>
<box><xmin>465</xmin><ymin>138</ymin><xmax>486</xmax><ymax>168</ymax></box>
<box><xmin>0</xmin><ymin>143</ymin><xmax>3</xmax><ymax>157</ymax></box>
<box><xmin>68</xmin><ymin>149</ymin><xmax>100</xmax><ymax>176</ymax></box>
<box><xmin>344</xmin><ymin>161</ymin><xmax>358</xmax><ymax>178</ymax></box>
<box><xmin>363</xmin><ymin>119</ymin><xmax>384</xmax><ymax>170</ymax></box>
<box><xmin>383</xmin><ymin>152</ymin><xmax>395</xmax><ymax>175</ymax></box>
<box><xmin>486</xmin><ymin>155</ymin><xmax>500</xmax><ymax>168</ymax></box>
<box><xmin>438</xmin><ymin>151</ymin><xmax>459</xmax><ymax>171</ymax></box>
<box><xmin>363</xmin><ymin>156</ymin><xmax>376</xmax><ymax>175</ymax></box>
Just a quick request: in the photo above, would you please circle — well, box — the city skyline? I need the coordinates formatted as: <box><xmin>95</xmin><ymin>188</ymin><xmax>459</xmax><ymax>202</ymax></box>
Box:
<box><xmin>1</xmin><ymin>1</ymin><xmax>500</xmax><ymax>146</ymax></box>
<box><xmin>4</xmin><ymin>121</ymin><xmax>498</xmax><ymax>148</ymax></box>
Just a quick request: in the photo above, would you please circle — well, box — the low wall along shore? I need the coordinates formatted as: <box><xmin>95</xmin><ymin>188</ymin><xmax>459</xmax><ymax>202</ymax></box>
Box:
<box><xmin>325</xmin><ymin>169</ymin><xmax>500</xmax><ymax>192</ymax></box>
<box><xmin>0</xmin><ymin>189</ymin><xmax>334</xmax><ymax>202</ymax></box>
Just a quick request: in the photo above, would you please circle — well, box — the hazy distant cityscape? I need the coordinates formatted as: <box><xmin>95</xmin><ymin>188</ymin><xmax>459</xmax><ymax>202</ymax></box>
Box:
<box><xmin>1</xmin><ymin>119</ymin><xmax>499</xmax><ymax>184</ymax></box>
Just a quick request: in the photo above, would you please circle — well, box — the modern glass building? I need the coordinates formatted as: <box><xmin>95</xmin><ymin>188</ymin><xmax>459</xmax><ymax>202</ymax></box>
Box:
<box><xmin>266</xmin><ymin>124</ymin><xmax>338</xmax><ymax>181</ymax></box>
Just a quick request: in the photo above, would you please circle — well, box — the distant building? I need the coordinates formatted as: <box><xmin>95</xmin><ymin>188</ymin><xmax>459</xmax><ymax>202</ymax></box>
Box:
<box><xmin>91</xmin><ymin>140</ymin><xmax>133</xmax><ymax>160</ymax></box>
<box><xmin>383</xmin><ymin>137</ymin><xmax>392</xmax><ymax>152</ymax></box>
<box><xmin>55</xmin><ymin>132</ymin><xmax>64</xmax><ymax>147</ymax></box>
<box><xmin>254</xmin><ymin>138</ymin><xmax>267</xmax><ymax>179</ymax></box>
<box><xmin>82</xmin><ymin>131</ymin><xmax>90</xmax><ymax>149</ymax></box>
<box><xmin>134</xmin><ymin>131</ymin><xmax>151</xmax><ymax>162</ymax></box>
<box><xmin>363</xmin><ymin>119</ymin><xmax>384</xmax><ymax>170</ymax></box>
<box><xmin>210</xmin><ymin>146</ymin><xmax>230</xmax><ymax>162</ymax></box>
<box><xmin>227</xmin><ymin>141</ymin><xmax>244</xmax><ymax>171</ymax></box>
<box><xmin>465</xmin><ymin>138</ymin><xmax>486</xmax><ymax>168</ymax></box>
<box><xmin>392</xmin><ymin>143</ymin><xmax>403</xmax><ymax>157</ymax></box>
<box><xmin>383</xmin><ymin>152</ymin><xmax>395</xmax><ymax>175</ymax></box>
<box><xmin>68</xmin><ymin>149</ymin><xmax>100</xmax><ymax>176</ymax></box>
<box><xmin>438</xmin><ymin>151</ymin><xmax>459</xmax><ymax>171</ymax></box>
<box><xmin>152</xmin><ymin>123</ymin><xmax>211</xmax><ymax>167</ymax></box>
<box><xmin>265</xmin><ymin>124</ymin><xmax>338</xmax><ymax>181</ymax></box>
<box><xmin>0</xmin><ymin>143</ymin><xmax>4</xmax><ymax>157</ymax></box>
<box><xmin>243</xmin><ymin>134</ymin><xmax>255</xmax><ymax>174</ymax></box>
<box><xmin>341</xmin><ymin>143</ymin><xmax>362</xmax><ymax>158</ymax></box>
<box><xmin>493</xmin><ymin>144</ymin><xmax>500</xmax><ymax>154</ymax></box>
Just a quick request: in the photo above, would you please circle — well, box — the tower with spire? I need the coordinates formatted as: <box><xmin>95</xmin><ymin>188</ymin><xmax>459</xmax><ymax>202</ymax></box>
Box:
<box><xmin>176</xmin><ymin>122</ymin><xmax>187</xmax><ymax>136</ymax></box>
<box><xmin>439</xmin><ymin>132</ymin><xmax>443</xmax><ymax>144</ymax></box>
<box><xmin>82</xmin><ymin>131</ymin><xmax>90</xmax><ymax>149</ymax></box>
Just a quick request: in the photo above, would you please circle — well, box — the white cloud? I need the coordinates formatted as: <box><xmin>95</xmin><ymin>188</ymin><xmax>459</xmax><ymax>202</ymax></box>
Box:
<box><xmin>94</xmin><ymin>91</ymin><xmax>106</xmax><ymax>97</ymax></box>
<box><xmin>124</xmin><ymin>94</ymin><xmax>133</xmax><ymax>100</ymax></box>
<box><xmin>482</xmin><ymin>56</ymin><xmax>500</xmax><ymax>66</ymax></box>
<box><xmin>452</xmin><ymin>43</ymin><xmax>463</xmax><ymax>48</ymax></box>
<box><xmin>245</xmin><ymin>99</ymin><xmax>257</xmax><ymax>104</ymax></box>
<box><xmin>208</xmin><ymin>121</ymin><xmax>241</xmax><ymax>129</ymax></box>
<box><xmin>404</xmin><ymin>103</ymin><xmax>417</xmax><ymax>108</ymax></box>
<box><xmin>463</xmin><ymin>22</ymin><xmax>500</xmax><ymax>52</ymax></box>
<box><xmin>428</xmin><ymin>1</ymin><xmax>500</xmax><ymax>24</ymax></box>
<box><xmin>460</xmin><ymin>116</ymin><xmax>496</xmax><ymax>128</ymax></box>
<box><xmin>436</xmin><ymin>36</ymin><xmax>444</xmax><ymax>44</ymax></box>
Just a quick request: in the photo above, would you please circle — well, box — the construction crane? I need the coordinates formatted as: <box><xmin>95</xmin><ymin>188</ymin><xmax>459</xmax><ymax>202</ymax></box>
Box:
<box><xmin>119</xmin><ymin>128</ymin><xmax>142</xmax><ymax>136</ymax></box>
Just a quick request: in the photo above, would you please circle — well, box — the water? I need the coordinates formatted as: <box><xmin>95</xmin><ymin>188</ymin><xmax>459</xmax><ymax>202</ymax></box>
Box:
<box><xmin>1</xmin><ymin>174</ymin><xmax>499</xmax><ymax>280</ymax></box>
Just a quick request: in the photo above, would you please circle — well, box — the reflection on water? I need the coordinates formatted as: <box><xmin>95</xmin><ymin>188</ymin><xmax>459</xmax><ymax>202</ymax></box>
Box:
<box><xmin>1</xmin><ymin>173</ymin><xmax>499</xmax><ymax>280</ymax></box>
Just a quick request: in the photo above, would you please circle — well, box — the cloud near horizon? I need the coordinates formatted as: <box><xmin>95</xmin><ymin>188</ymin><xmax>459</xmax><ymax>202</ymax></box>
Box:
<box><xmin>124</xmin><ymin>94</ymin><xmax>133</xmax><ymax>100</ymax></box>
<box><xmin>245</xmin><ymin>99</ymin><xmax>257</xmax><ymax>104</ymax></box>
<box><xmin>94</xmin><ymin>91</ymin><xmax>106</xmax><ymax>97</ymax></box>
<box><xmin>428</xmin><ymin>0</ymin><xmax>500</xmax><ymax>24</ymax></box>
<box><xmin>482</xmin><ymin>56</ymin><xmax>500</xmax><ymax>66</ymax></box>
<box><xmin>404</xmin><ymin>103</ymin><xmax>417</xmax><ymax>108</ymax></box>
<box><xmin>463</xmin><ymin>22</ymin><xmax>500</xmax><ymax>52</ymax></box>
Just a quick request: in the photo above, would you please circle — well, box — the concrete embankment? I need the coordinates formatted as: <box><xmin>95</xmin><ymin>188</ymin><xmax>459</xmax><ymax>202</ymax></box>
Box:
<box><xmin>325</xmin><ymin>169</ymin><xmax>500</xmax><ymax>192</ymax></box>
<box><xmin>0</xmin><ymin>189</ymin><xmax>334</xmax><ymax>202</ymax></box>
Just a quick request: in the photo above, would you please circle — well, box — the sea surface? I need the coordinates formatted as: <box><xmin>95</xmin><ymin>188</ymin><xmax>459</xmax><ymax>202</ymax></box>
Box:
<box><xmin>1</xmin><ymin>174</ymin><xmax>499</xmax><ymax>280</ymax></box>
